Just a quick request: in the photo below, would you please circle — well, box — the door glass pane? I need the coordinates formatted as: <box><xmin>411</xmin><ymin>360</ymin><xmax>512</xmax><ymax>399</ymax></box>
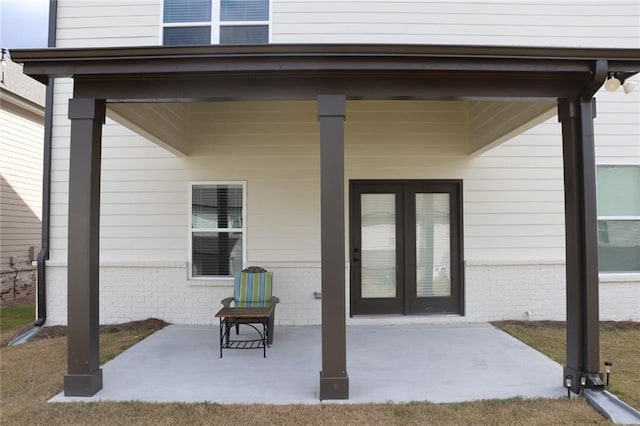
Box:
<box><xmin>361</xmin><ymin>194</ymin><xmax>396</xmax><ymax>298</ymax></box>
<box><xmin>416</xmin><ymin>193</ymin><xmax>451</xmax><ymax>297</ymax></box>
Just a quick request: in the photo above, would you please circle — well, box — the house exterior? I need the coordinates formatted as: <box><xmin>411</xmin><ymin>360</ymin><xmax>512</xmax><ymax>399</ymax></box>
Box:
<box><xmin>36</xmin><ymin>0</ymin><xmax>639</xmax><ymax>325</ymax></box>
<box><xmin>0</xmin><ymin>55</ymin><xmax>45</xmax><ymax>304</ymax></box>
<box><xmin>11</xmin><ymin>0</ymin><xmax>639</xmax><ymax>398</ymax></box>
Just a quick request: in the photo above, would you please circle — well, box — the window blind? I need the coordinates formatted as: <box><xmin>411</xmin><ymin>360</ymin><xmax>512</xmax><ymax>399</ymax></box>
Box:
<box><xmin>164</xmin><ymin>0</ymin><xmax>211</xmax><ymax>23</ymax></box>
<box><xmin>163</xmin><ymin>27</ymin><xmax>211</xmax><ymax>45</ymax></box>
<box><xmin>191</xmin><ymin>184</ymin><xmax>244</xmax><ymax>277</ymax></box>
<box><xmin>221</xmin><ymin>0</ymin><xmax>268</xmax><ymax>21</ymax></box>
<box><xmin>220</xmin><ymin>25</ymin><xmax>268</xmax><ymax>44</ymax></box>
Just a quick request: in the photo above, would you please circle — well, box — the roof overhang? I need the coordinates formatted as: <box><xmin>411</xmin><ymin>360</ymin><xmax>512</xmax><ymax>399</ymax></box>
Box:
<box><xmin>0</xmin><ymin>88</ymin><xmax>45</xmax><ymax>118</ymax></box>
<box><xmin>10</xmin><ymin>44</ymin><xmax>640</xmax><ymax>102</ymax></box>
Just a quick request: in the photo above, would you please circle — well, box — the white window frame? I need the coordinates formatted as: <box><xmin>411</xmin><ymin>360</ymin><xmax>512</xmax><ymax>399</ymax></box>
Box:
<box><xmin>596</xmin><ymin>163</ymin><xmax>640</xmax><ymax>276</ymax></box>
<box><xmin>160</xmin><ymin>0</ymin><xmax>272</xmax><ymax>45</ymax></box>
<box><xmin>188</xmin><ymin>181</ymin><xmax>247</xmax><ymax>280</ymax></box>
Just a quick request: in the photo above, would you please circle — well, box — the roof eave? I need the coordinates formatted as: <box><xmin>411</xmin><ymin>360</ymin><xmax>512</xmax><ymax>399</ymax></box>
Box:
<box><xmin>9</xmin><ymin>44</ymin><xmax>640</xmax><ymax>99</ymax></box>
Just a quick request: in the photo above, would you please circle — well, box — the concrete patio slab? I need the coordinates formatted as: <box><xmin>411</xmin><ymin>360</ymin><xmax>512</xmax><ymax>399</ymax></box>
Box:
<box><xmin>50</xmin><ymin>323</ymin><xmax>565</xmax><ymax>404</ymax></box>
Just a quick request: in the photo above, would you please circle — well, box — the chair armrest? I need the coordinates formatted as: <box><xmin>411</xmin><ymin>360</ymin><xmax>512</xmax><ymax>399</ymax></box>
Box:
<box><xmin>221</xmin><ymin>297</ymin><xmax>234</xmax><ymax>307</ymax></box>
<box><xmin>270</xmin><ymin>296</ymin><xmax>280</xmax><ymax>305</ymax></box>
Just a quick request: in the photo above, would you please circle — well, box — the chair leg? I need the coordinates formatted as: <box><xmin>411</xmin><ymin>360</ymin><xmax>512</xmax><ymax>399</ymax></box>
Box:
<box><xmin>267</xmin><ymin>313</ymin><xmax>275</xmax><ymax>345</ymax></box>
<box><xmin>236</xmin><ymin>324</ymin><xmax>240</xmax><ymax>335</ymax></box>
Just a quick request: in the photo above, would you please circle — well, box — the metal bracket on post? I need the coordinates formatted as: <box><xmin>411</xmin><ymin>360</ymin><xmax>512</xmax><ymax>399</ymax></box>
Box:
<box><xmin>564</xmin><ymin>370</ymin><xmax>604</xmax><ymax>395</ymax></box>
<box><xmin>585</xmin><ymin>373</ymin><xmax>606</xmax><ymax>390</ymax></box>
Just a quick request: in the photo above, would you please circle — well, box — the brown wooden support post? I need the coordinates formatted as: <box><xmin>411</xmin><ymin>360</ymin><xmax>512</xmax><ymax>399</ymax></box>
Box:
<box><xmin>64</xmin><ymin>98</ymin><xmax>105</xmax><ymax>396</ymax></box>
<box><xmin>558</xmin><ymin>97</ymin><xmax>604</xmax><ymax>394</ymax></box>
<box><xmin>318</xmin><ymin>94</ymin><xmax>349</xmax><ymax>400</ymax></box>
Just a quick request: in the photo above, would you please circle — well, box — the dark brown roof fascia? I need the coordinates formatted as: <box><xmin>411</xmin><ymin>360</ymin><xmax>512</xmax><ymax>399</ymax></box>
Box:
<box><xmin>10</xmin><ymin>43</ymin><xmax>640</xmax><ymax>61</ymax></box>
<box><xmin>10</xmin><ymin>44</ymin><xmax>640</xmax><ymax>85</ymax></box>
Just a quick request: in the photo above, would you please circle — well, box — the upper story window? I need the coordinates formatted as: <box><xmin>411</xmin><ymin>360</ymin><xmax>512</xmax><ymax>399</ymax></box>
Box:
<box><xmin>596</xmin><ymin>165</ymin><xmax>640</xmax><ymax>273</ymax></box>
<box><xmin>163</xmin><ymin>0</ymin><xmax>269</xmax><ymax>46</ymax></box>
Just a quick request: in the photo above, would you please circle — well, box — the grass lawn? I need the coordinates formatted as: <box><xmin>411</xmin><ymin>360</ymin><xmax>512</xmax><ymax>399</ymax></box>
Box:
<box><xmin>496</xmin><ymin>321</ymin><xmax>640</xmax><ymax>409</ymax></box>
<box><xmin>0</xmin><ymin>304</ymin><xmax>35</xmax><ymax>345</ymax></box>
<box><xmin>2</xmin><ymin>319</ymin><xmax>638</xmax><ymax>425</ymax></box>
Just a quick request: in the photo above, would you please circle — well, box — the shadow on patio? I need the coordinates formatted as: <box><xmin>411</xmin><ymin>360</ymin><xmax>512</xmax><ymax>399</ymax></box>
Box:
<box><xmin>50</xmin><ymin>323</ymin><xmax>565</xmax><ymax>404</ymax></box>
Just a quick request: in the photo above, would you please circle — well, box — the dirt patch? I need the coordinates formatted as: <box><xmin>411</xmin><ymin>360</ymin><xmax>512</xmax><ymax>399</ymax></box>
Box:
<box><xmin>492</xmin><ymin>320</ymin><xmax>640</xmax><ymax>331</ymax></box>
<box><xmin>6</xmin><ymin>318</ymin><xmax>169</xmax><ymax>344</ymax></box>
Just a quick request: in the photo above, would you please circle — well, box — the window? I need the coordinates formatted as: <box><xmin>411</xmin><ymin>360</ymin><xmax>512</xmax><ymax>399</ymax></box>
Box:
<box><xmin>163</xmin><ymin>0</ymin><xmax>269</xmax><ymax>45</ymax></box>
<box><xmin>190</xmin><ymin>182</ymin><xmax>245</xmax><ymax>278</ymax></box>
<box><xmin>596</xmin><ymin>165</ymin><xmax>640</xmax><ymax>273</ymax></box>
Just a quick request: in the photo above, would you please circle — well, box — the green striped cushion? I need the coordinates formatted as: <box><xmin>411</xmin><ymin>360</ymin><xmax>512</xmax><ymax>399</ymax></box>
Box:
<box><xmin>234</xmin><ymin>271</ymin><xmax>273</xmax><ymax>305</ymax></box>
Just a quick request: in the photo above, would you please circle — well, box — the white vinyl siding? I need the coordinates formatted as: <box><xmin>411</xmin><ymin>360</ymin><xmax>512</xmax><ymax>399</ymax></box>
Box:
<box><xmin>49</xmin><ymin>79</ymin><xmax>187</xmax><ymax>264</ymax></box>
<box><xmin>186</xmin><ymin>100</ymin><xmax>566</xmax><ymax>264</ymax></box>
<box><xmin>56</xmin><ymin>1</ymin><xmax>161</xmax><ymax>48</ymax></box>
<box><xmin>186</xmin><ymin>101</ymin><xmax>321</xmax><ymax>263</ymax></box>
<box><xmin>54</xmin><ymin>1</ymin><xmax>640</xmax><ymax>48</ymax></box>
<box><xmin>0</xmin><ymin>104</ymin><xmax>44</xmax><ymax>269</ymax></box>
<box><xmin>272</xmin><ymin>1</ymin><xmax>640</xmax><ymax>48</ymax></box>
<box><xmin>594</xmin><ymin>90</ymin><xmax>640</xmax><ymax>163</ymax></box>
<box><xmin>47</xmin><ymin>93</ymin><xmax>640</xmax><ymax>266</ymax></box>
<box><xmin>50</xmin><ymin>0</ymin><xmax>640</xmax><ymax>267</ymax></box>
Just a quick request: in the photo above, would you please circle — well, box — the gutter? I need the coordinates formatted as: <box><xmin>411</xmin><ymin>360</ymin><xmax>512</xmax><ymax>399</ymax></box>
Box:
<box><xmin>34</xmin><ymin>0</ymin><xmax>57</xmax><ymax>327</ymax></box>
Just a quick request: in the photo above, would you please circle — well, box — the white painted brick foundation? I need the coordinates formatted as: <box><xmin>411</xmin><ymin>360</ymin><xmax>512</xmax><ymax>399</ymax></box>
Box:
<box><xmin>464</xmin><ymin>263</ymin><xmax>567</xmax><ymax>322</ymax></box>
<box><xmin>44</xmin><ymin>262</ymin><xmax>639</xmax><ymax>326</ymax></box>
<box><xmin>44</xmin><ymin>262</ymin><xmax>323</xmax><ymax>326</ymax></box>
<box><xmin>599</xmin><ymin>276</ymin><xmax>640</xmax><ymax>321</ymax></box>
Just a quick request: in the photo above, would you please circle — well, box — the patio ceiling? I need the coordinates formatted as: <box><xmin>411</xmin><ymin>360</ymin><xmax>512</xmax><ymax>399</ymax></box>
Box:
<box><xmin>105</xmin><ymin>100</ymin><xmax>555</xmax><ymax>157</ymax></box>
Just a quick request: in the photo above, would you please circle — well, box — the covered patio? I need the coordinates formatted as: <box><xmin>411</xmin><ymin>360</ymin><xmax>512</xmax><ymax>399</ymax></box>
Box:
<box><xmin>50</xmin><ymin>323</ymin><xmax>565</xmax><ymax>404</ymax></box>
<box><xmin>12</xmin><ymin>44</ymin><xmax>640</xmax><ymax>400</ymax></box>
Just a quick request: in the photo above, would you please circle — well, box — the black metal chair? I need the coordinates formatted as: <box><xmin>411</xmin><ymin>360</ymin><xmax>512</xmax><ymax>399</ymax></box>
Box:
<box><xmin>220</xmin><ymin>266</ymin><xmax>280</xmax><ymax>345</ymax></box>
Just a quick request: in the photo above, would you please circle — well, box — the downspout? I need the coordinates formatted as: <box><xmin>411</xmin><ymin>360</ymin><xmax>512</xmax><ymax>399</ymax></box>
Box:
<box><xmin>581</xmin><ymin>59</ymin><xmax>608</xmax><ymax>100</ymax></box>
<box><xmin>34</xmin><ymin>0</ymin><xmax>57</xmax><ymax>327</ymax></box>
